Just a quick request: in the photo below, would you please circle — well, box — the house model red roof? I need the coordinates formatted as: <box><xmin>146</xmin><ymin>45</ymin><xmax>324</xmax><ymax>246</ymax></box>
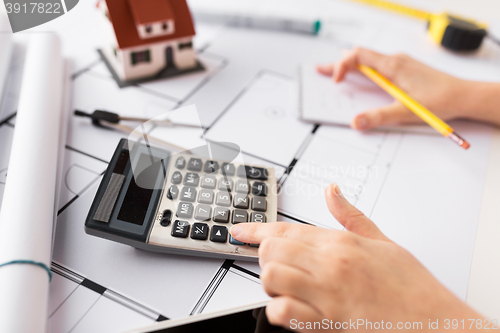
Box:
<box><xmin>127</xmin><ymin>0</ymin><xmax>174</xmax><ymax>25</ymax></box>
<box><xmin>104</xmin><ymin>0</ymin><xmax>196</xmax><ymax>49</ymax></box>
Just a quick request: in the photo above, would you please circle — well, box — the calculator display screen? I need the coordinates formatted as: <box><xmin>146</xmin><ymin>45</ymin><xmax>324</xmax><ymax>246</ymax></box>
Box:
<box><xmin>117</xmin><ymin>153</ymin><xmax>163</xmax><ymax>226</ymax></box>
<box><xmin>117</xmin><ymin>174</ymin><xmax>153</xmax><ymax>225</ymax></box>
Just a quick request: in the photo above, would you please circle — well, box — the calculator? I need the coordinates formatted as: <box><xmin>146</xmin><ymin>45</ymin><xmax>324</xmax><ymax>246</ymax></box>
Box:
<box><xmin>84</xmin><ymin>139</ymin><xmax>277</xmax><ymax>261</ymax></box>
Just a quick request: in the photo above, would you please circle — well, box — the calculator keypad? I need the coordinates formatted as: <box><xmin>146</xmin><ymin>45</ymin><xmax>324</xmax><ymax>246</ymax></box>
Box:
<box><xmin>150</xmin><ymin>154</ymin><xmax>277</xmax><ymax>260</ymax></box>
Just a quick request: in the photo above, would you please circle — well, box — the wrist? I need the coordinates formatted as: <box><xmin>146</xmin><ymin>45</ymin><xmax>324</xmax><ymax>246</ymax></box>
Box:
<box><xmin>455</xmin><ymin>80</ymin><xmax>500</xmax><ymax>126</ymax></box>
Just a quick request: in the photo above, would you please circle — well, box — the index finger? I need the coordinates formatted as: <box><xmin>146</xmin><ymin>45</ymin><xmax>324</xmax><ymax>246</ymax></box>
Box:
<box><xmin>230</xmin><ymin>222</ymin><xmax>327</xmax><ymax>247</ymax></box>
<box><xmin>333</xmin><ymin>47</ymin><xmax>387</xmax><ymax>82</ymax></box>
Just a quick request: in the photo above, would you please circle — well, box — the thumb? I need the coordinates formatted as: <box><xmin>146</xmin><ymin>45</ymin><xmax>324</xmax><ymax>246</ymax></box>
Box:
<box><xmin>351</xmin><ymin>101</ymin><xmax>420</xmax><ymax>130</ymax></box>
<box><xmin>325</xmin><ymin>184</ymin><xmax>389</xmax><ymax>241</ymax></box>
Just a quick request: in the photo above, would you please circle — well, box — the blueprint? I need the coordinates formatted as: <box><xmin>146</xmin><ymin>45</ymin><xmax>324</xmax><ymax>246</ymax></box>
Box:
<box><xmin>0</xmin><ymin>0</ymin><xmax>499</xmax><ymax>331</ymax></box>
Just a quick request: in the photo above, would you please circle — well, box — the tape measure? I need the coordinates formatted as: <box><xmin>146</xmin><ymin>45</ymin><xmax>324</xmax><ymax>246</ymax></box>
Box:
<box><xmin>350</xmin><ymin>0</ymin><xmax>493</xmax><ymax>52</ymax></box>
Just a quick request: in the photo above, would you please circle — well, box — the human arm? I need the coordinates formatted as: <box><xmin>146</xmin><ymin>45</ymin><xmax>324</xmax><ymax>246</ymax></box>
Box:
<box><xmin>317</xmin><ymin>48</ymin><xmax>500</xmax><ymax>130</ymax></box>
<box><xmin>230</xmin><ymin>184</ymin><xmax>484</xmax><ymax>332</ymax></box>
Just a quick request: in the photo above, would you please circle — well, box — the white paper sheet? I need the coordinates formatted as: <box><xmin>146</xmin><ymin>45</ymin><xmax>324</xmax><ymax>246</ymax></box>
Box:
<box><xmin>299</xmin><ymin>63</ymin><xmax>394</xmax><ymax>126</ymax></box>
<box><xmin>0</xmin><ymin>34</ymin><xmax>64</xmax><ymax>333</ymax></box>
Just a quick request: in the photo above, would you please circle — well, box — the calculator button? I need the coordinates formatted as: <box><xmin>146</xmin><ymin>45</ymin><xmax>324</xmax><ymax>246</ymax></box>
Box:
<box><xmin>176</xmin><ymin>202</ymin><xmax>194</xmax><ymax>218</ymax></box>
<box><xmin>229</xmin><ymin>235</ymin><xmax>245</xmax><ymax>246</ymax></box>
<box><xmin>187</xmin><ymin>158</ymin><xmax>202</xmax><ymax>171</ymax></box>
<box><xmin>180</xmin><ymin>187</ymin><xmax>197</xmax><ymax>202</ymax></box>
<box><xmin>237</xmin><ymin>165</ymin><xmax>268</xmax><ymax>180</ymax></box>
<box><xmin>218</xmin><ymin>178</ymin><xmax>233</xmax><ymax>192</ymax></box>
<box><xmin>191</xmin><ymin>223</ymin><xmax>209</xmax><ymax>240</ymax></box>
<box><xmin>171</xmin><ymin>171</ymin><xmax>182</xmax><ymax>185</ymax></box>
<box><xmin>250</xmin><ymin>212</ymin><xmax>266</xmax><ymax>222</ymax></box>
<box><xmin>210</xmin><ymin>225</ymin><xmax>228</xmax><ymax>243</ymax></box>
<box><xmin>249</xmin><ymin>243</ymin><xmax>260</xmax><ymax>248</ymax></box>
<box><xmin>233</xmin><ymin>194</ymin><xmax>249</xmax><ymax>209</ymax></box>
<box><xmin>235</xmin><ymin>180</ymin><xmax>250</xmax><ymax>194</ymax></box>
<box><xmin>194</xmin><ymin>204</ymin><xmax>212</xmax><ymax>221</ymax></box>
<box><xmin>175</xmin><ymin>157</ymin><xmax>186</xmax><ymax>169</ymax></box>
<box><xmin>200</xmin><ymin>175</ymin><xmax>216</xmax><ymax>189</ymax></box>
<box><xmin>183</xmin><ymin>173</ymin><xmax>199</xmax><ymax>187</ymax></box>
<box><xmin>252</xmin><ymin>197</ymin><xmax>267</xmax><ymax>212</ymax></box>
<box><xmin>215</xmin><ymin>192</ymin><xmax>232</xmax><ymax>207</ymax></box>
<box><xmin>213</xmin><ymin>207</ymin><xmax>230</xmax><ymax>223</ymax></box>
<box><xmin>167</xmin><ymin>185</ymin><xmax>179</xmax><ymax>200</ymax></box>
<box><xmin>204</xmin><ymin>160</ymin><xmax>219</xmax><ymax>174</ymax></box>
<box><xmin>171</xmin><ymin>220</ymin><xmax>190</xmax><ymax>238</ymax></box>
<box><xmin>232</xmin><ymin>210</ymin><xmax>248</xmax><ymax>224</ymax></box>
<box><xmin>160</xmin><ymin>210</ymin><xmax>172</xmax><ymax>227</ymax></box>
<box><xmin>221</xmin><ymin>163</ymin><xmax>235</xmax><ymax>176</ymax></box>
<box><xmin>252</xmin><ymin>182</ymin><xmax>267</xmax><ymax>196</ymax></box>
<box><xmin>198</xmin><ymin>189</ymin><xmax>214</xmax><ymax>204</ymax></box>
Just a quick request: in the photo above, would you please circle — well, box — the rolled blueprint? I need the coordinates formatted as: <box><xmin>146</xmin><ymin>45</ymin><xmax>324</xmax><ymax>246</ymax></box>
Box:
<box><xmin>0</xmin><ymin>15</ymin><xmax>13</xmax><ymax>106</ymax></box>
<box><xmin>0</xmin><ymin>34</ymin><xmax>64</xmax><ymax>333</ymax></box>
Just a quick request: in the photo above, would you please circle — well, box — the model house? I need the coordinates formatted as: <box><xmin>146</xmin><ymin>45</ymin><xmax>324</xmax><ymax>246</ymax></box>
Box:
<box><xmin>96</xmin><ymin>0</ymin><xmax>199</xmax><ymax>83</ymax></box>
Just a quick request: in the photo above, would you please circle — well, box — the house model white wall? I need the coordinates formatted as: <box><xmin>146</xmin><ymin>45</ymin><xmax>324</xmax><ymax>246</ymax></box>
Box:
<box><xmin>97</xmin><ymin>0</ymin><xmax>197</xmax><ymax>82</ymax></box>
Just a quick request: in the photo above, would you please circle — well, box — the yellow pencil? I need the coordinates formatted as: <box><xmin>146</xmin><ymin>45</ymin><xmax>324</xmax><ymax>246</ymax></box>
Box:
<box><xmin>357</xmin><ymin>64</ymin><xmax>470</xmax><ymax>150</ymax></box>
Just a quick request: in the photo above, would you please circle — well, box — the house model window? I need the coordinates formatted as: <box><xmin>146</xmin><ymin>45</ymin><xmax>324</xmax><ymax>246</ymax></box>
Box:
<box><xmin>97</xmin><ymin>0</ymin><xmax>199</xmax><ymax>82</ymax></box>
<box><xmin>131</xmin><ymin>50</ymin><xmax>151</xmax><ymax>65</ymax></box>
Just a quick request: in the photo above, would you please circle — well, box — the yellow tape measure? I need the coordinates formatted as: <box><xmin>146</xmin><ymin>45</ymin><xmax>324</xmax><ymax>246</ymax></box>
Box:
<box><xmin>350</xmin><ymin>0</ymin><xmax>490</xmax><ymax>52</ymax></box>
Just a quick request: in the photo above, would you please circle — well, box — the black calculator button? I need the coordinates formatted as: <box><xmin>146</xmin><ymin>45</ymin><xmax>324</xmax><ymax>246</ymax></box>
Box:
<box><xmin>200</xmin><ymin>175</ymin><xmax>216</xmax><ymax>189</ymax></box>
<box><xmin>221</xmin><ymin>163</ymin><xmax>235</xmax><ymax>176</ymax></box>
<box><xmin>198</xmin><ymin>189</ymin><xmax>214</xmax><ymax>204</ymax></box>
<box><xmin>180</xmin><ymin>187</ymin><xmax>197</xmax><ymax>202</ymax></box>
<box><xmin>251</xmin><ymin>197</ymin><xmax>267</xmax><ymax>212</ymax></box>
<box><xmin>161</xmin><ymin>210</ymin><xmax>173</xmax><ymax>227</ymax></box>
<box><xmin>252</xmin><ymin>182</ymin><xmax>267</xmax><ymax>196</ymax></box>
<box><xmin>175</xmin><ymin>157</ymin><xmax>186</xmax><ymax>169</ymax></box>
<box><xmin>191</xmin><ymin>223</ymin><xmax>209</xmax><ymax>240</ymax></box>
<box><xmin>176</xmin><ymin>202</ymin><xmax>194</xmax><ymax>218</ymax></box>
<box><xmin>237</xmin><ymin>165</ymin><xmax>268</xmax><ymax>180</ymax></box>
<box><xmin>235</xmin><ymin>180</ymin><xmax>250</xmax><ymax>194</ymax></box>
<box><xmin>249</xmin><ymin>243</ymin><xmax>260</xmax><ymax>248</ymax></box>
<box><xmin>229</xmin><ymin>235</ymin><xmax>245</xmax><ymax>246</ymax></box>
<box><xmin>218</xmin><ymin>178</ymin><xmax>233</xmax><ymax>192</ymax></box>
<box><xmin>183</xmin><ymin>173</ymin><xmax>199</xmax><ymax>187</ymax></box>
<box><xmin>187</xmin><ymin>158</ymin><xmax>202</xmax><ymax>171</ymax></box>
<box><xmin>204</xmin><ymin>160</ymin><xmax>219</xmax><ymax>173</ymax></box>
<box><xmin>215</xmin><ymin>192</ymin><xmax>232</xmax><ymax>207</ymax></box>
<box><xmin>171</xmin><ymin>171</ymin><xmax>182</xmax><ymax>185</ymax></box>
<box><xmin>250</xmin><ymin>212</ymin><xmax>266</xmax><ymax>222</ymax></box>
<box><xmin>232</xmin><ymin>210</ymin><xmax>248</xmax><ymax>224</ymax></box>
<box><xmin>167</xmin><ymin>185</ymin><xmax>179</xmax><ymax>200</ymax></box>
<box><xmin>213</xmin><ymin>207</ymin><xmax>230</xmax><ymax>223</ymax></box>
<box><xmin>171</xmin><ymin>220</ymin><xmax>190</xmax><ymax>238</ymax></box>
<box><xmin>233</xmin><ymin>194</ymin><xmax>249</xmax><ymax>209</ymax></box>
<box><xmin>210</xmin><ymin>226</ymin><xmax>228</xmax><ymax>243</ymax></box>
<box><xmin>194</xmin><ymin>204</ymin><xmax>212</xmax><ymax>221</ymax></box>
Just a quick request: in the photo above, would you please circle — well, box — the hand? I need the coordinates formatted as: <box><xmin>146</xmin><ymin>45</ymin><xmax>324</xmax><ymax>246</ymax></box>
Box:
<box><xmin>316</xmin><ymin>48</ymin><xmax>472</xmax><ymax>130</ymax></box>
<box><xmin>231</xmin><ymin>184</ymin><xmax>482</xmax><ymax>332</ymax></box>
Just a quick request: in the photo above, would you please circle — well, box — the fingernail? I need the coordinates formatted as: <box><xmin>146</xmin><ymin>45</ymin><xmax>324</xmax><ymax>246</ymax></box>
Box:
<box><xmin>355</xmin><ymin>115</ymin><xmax>368</xmax><ymax>130</ymax></box>
<box><xmin>333</xmin><ymin>184</ymin><xmax>343</xmax><ymax>196</ymax></box>
<box><xmin>231</xmin><ymin>225</ymin><xmax>243</xmax><ymax>237</ymax></box>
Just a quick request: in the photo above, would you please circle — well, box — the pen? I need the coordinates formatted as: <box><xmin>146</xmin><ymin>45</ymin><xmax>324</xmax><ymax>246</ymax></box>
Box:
<box><xmin>357</xmin><ymin>64</ymin><xmax>470</xmax><ymax>150</ymax></box>
<box><xmin>193</xmin><ymin>11</ymin><xmax>321</xmax><ymax>35</ymax></box>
